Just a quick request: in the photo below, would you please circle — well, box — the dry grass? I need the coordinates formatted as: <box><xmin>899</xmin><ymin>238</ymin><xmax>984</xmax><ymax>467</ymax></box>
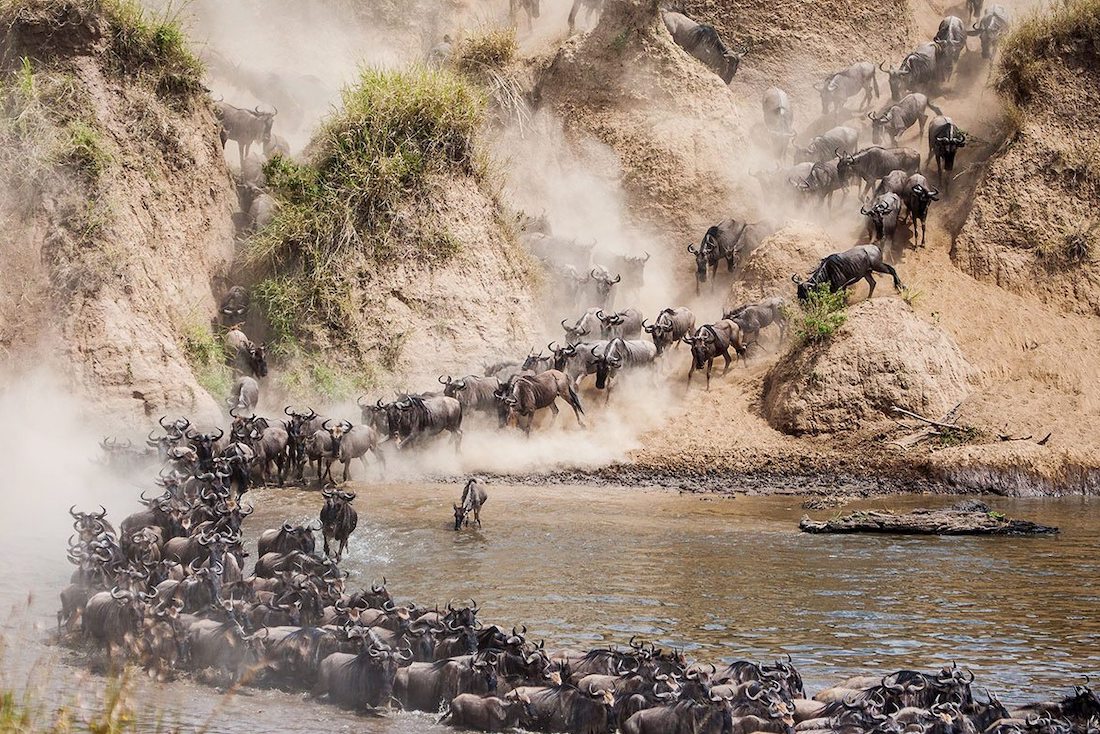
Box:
<box><xmin>997</xmin><ymin>0</ymin><xmax>1100</xmax><ymax>103</ymax></box>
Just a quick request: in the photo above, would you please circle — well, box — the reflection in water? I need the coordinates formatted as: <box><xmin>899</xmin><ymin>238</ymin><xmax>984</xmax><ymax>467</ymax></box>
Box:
<box><xmin>3</xmin><ymin>485</ymin><xmax>1099</xmax><ymax>732</ymax></box>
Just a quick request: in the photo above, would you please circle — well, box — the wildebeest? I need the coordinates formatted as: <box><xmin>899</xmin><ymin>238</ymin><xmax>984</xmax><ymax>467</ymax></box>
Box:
<box><xmin>861</xmin><ymin>192</ymin><xmax>904</xmax><ymax>252</ymax></box>
<box><xmin>567</xmin><ymin>0</ymin><xmax>604</xmax><ymax>33</ymax></box>
<box><xmin>904</xmin><ymin>173</ymin><xmax>939</xmax><ymax>246</ymax></box>
<box><xmin>320</xmin><ymin>488</ymin><xmax>357</xmax><ymax>561</ymax></box>
<box><xmin>595</xmin><ymin>251</ymin><xmax>650</xmax><ymax>292</ymax></box>
<box><xmin>815</xmin><ymin>62</ymin><xmax>879</xmax><ymax>116</ymax></box>
<box><xmin>880</xmin><ymin>44</ymin><xmax>938</xmax><ymax>101</ymax></box>
<box><xmin>697</xmin><ymin>219</ymin><xmax>760</xmax><ymax>279</ymax></box>
<box><xmin>510</xmin><ymin>0</ymin><xmax>540</xmax><ymax>31</ymax></box>
<box><xmin>442</xmin><ymin>691</ymin><xmax>532</xmax><ymax>731</ymax></box>
<box><xmin>933</xmin><ymin>16</ymin><xmax>967</xmax><ymax>80</ymax></box>
<box><xmin>219</xmin><ymin>286</ymin><xmax>249</xmax><ymax>324</ymax></box>
<box><xmin>968</xmin><ymin>5</ymin><xmax>1010</xmax><ymax>58</ymax></box>
<box><xmin>563</xmin><ymin>308</ymin><xmax>604</xmax><ymax>342</ymax></box>
<box><xmin>868</xmin><ymin>93</ymin><xmax>942</xmax><ymax>147</ymax></box>
<box><xmin>308</xmin><ymin>419</ymin><xmax>352</xmax><ymax>486</ymax></box>
<box><xmin>795</xmin><ymin>126</ymin><xmax>859</xmax><ymax>164</ymax></box>
<box><xmin>453</xmin><ymin>477</ymin><xmax>488</xmax><ymax>531</ymax></box>
<box><xmin>597</xmin><ymin>308</ymin><xmax>644</xmax><ymax>340</ymax></box>
<box><xmin>226</xmin><ymin>326</ymin><xmax>267</xmax><ymax>378</ymax></box>
<box><xmin>184</xmin><ymin>612</ymin><xmax>263</xmax><ymax>682</ymax></box>
<box><xmin>643</xmin><ymin>307</ymin><xmax>696</xmax><ymax>355</ymax></box>
<box><xmin>622</xmin><ymin>696</ymin><xmax>735</xmax><ymax>734</ymax></box>
<box><xmin>793</xmin><ymin>244</ymin><xmax>903</xmax><ymax>301</ymax></box>
<box><xmin>334</xmin><ymin>423</ymin><xmax>384</xmax><ymax>481</ymax></box>
<box><xmin>836</xmin><ymin>146</ymin><xmax>921</xmax><ymax>198</ymax></box>
<box><xmin>314</xmin><ymin>640</ymin><xmax>410</xmax><ymax>710</ymax></box>
<box><xmin>393</xmin><ymin>395</ymin><xmax>463</xmax><ymax>450</ymax></box>
<box><xmin>83</xmin><ymin>587</ymin><xmax>148</xmax><ymax>659</ymax></box>
<box><xmin>588</xmin><ymin>338</ymin><xmax>658</xmax><ymax>398</ymax></box>
<box><xmin>661</xmin><ymin>10</ymin><xmax>748</xmax><ymax>84</ymax></box>
<box><xmin>257</xmin><ymin>523</ymin><xmax>316</xmax><ymax>558</ymax></box>
<box><xmin>762</xmin><ymin>87</ymin><xmax>796</xmax><ymax>158</ymax></box>
<box><xmin>247</xmin><ymin>188</ymin><xmax>277</xmax><ymax>232</ymax></box>
<box><xmin>439</xmin><ymin>375</ymin><xmax>501</xmax><ymax>417</ymax></box>
<box><xmin>927</xmin><ymin>115</ymin><xmax>967</xmax><ymax>190</ymax></box>
<box><xmin>799</xmin><ymin>159</ymin><xmax>848</xmax><ymax>209</ymax></box>
<box><xmin>682</xmin><ymin>321</ymin><xmax>745</xmax><ymax>390</ymax></box>
<box><xmin>512</xmin><ymin>684</ymin><xmax>616</xmax><ymax>734</ymax></box>
<box><xmin>501</xmin><ymin>370</ymin><xmax>585</xmax><ymax>434</ymax></box>
<box><xmin>585</xmin><ymin>266</ymin><xmax>621</xmax><ymax>310</ymax></box>
<box><xmin>227</xmin><ymin>376</ymin><xmax>260</xmax><ymax>415</ymax></box>
<box><xmin>263</xmin><ymin>133</ymin><xmax>290</xmax><ymax>159</ymax></box>
<box><xmin>687</xmin><ymin>240</ymin><xmax>715</xmax><ymax>293</ymax></box>
<box><xmin>214</xmin><ymin>101</ymin><xmax>277</xmax><ymax>163</ymax></box>
<box><xmin>723</xmin><ymin>297</ymin><xmax>787</xmax><ymax>350</ymax></box>
<box><xmin>875</xmin><ymin>169</ymin><xmax>914</xmax><ymax>199</ymax></box>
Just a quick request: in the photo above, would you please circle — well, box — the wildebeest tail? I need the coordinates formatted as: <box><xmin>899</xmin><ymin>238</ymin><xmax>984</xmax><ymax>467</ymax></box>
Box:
<box><xmin>568</xmin><ymin>383</ymin><xmax>585</xmax><ymax>415</ymax></box>
<box><xmin>927</xmin><ymin>99</ymin><xmax>943</xmax><ymax>115</ymax></box>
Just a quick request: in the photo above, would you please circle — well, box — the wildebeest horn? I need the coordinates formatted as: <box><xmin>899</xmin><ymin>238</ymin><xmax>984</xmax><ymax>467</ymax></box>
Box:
<box><xmin>561</xmin><ymin>318</ymin><xmax>570</xmax><ymax>330</ymax></box>
<box><xmin>548</xmin><ymin>341</ymin><xmax>559</xmax><ymax>352</ymax></box>
<box><xmin>590</xmin><ymin>268</ymin><xmax>600</xmax><ymax>278</ymax></box>
<box><xmin>322</xmin><ymin>419</ymin><xmax>332</xmax><ymax>430</ymax></box>
<box><xmin>860</xmin><ymin>206</ymin><xmax>872</xmax><ymax>215</ymax></box>
<box><xmin>159</xmin><ymin>416</ymin><xmax>172</xmax><ymax>429</ymax></box>
<box><xmin>879</xmin><ymin>61</ymin><xmax>889</xmax><ymax>72</ymax></box>
<box><xmin>438</xmin><ymin>375</ymin><xmax>451</xmax><ymax>385</ymax></box>
<box><xmin>612</xmin><ymin>274</ymin><xmax>621</xmax><ymax>283</ymax></box>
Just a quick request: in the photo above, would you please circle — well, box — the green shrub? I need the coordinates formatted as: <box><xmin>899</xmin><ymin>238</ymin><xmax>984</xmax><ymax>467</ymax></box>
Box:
<box><xmin>177</xmin><ymin>317</ymin><xmax>233</xmax><ymax>399</ymax></box>
<box><xmin>790</xmin><ymin>285</ymin><xmax>848</xmax><ymax>346</ymax></box>
<box><xmin>997</xmin><ymin>0</ymin><xmax>1100</xmax><ymax>104</ymax></box>
<box><xmin>246</xmin><ymin>66</ymin><xmax>484</xmax><ymax>345</ymax></box>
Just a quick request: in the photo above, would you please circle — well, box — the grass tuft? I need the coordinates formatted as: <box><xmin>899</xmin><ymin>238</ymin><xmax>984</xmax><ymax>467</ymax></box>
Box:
<box><xmin>454</xmin><ymin>27</ymin><xmax>517</xmax><ymax>74</ymax></box>
<box><xmin>177</xmin><ymin>316</ymin><xmax>233</xmax><ymax>400</ymax></box>
<box><xmin>789</xmin><ymin>285</ymin><xmax>848</xmax><ymax>347</ymax></box>
<box><xmin>245</xmin><ymin>66</ymin><xmax>484</xmax><ymax>346</ymax></box>
<box><xmin>997</xmin><ymin>0</ymin><xmax>1100</xmax><ymax>104</ymax></box>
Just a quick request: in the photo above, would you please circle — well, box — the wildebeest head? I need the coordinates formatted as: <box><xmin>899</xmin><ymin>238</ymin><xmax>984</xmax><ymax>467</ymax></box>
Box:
<box><xmin>833</xmin><ymin>148</ymin><xmax>857</xmax><ymax>183</ymax></box>
<box><xmin>879</xmin><ymin>61</ymin><xmax>909</xmax><ymax>101</ymax></box>
<box><xmin>935</xmin><ymin>128</ymin><xmax>967</xmax><ymax>170</ymax></box>
<box><xmin>860</xmin><ymin>198</ymin><xmax>892</xmax><ymax>224</ymax></box>
<box><xmin>186</xmin><ymin>428</ymin><xmax>224</xmax><ymax>472</ymax></box>
<box><xmin>589</xmin><ymin>267</ymin><xmax>621</xmax><ymax>304</ymax></box>
<box><xmin>814</xmin><ymin>73</ymin><xmax>840</xmax><ymax>114</ymax></box>
<box><xmin>522</xmin><ymin>349</ymin><xmax>550</xmax><ymax>372</ymax></box>
<box><xmin>909</xmin><ymin>184</ymin><xmax>940</xmax><ymax>216</ymax></box>
<box><xmin>253</xmin><ymin>106</ymin><xmax>277</xmax><ymax>143</ymax></box>
<box><xmin>547</xmin><ymin>342</ymin><xmax>577</xmax><ymax>371</ymax></box>
<box><xmin>323</xmin><ymin>419</ymin><xmax>352</xmax><ymax>455</ymax></box>
<box><xmin>682</xmin><ymin>331</ymin><xmax>716</xmax><ymax>369</ymax></box>
<box><xmin>868</xmin><ymin>111</ymin><xmax>891</xmax><ymax>145</ymax></box>
<box><xmin>587</xmin><ymin>344</ymin><xmax>621</xmax><ymax>389</ymax></box>
<box><xmin>246</xmin><ymin>343</ymin><xmax>268</xmax><ymax>378</ymax></box>
<box><xmin>687</xmin><ymin>242</ymin><xmax>713</xmax><ymax>282</ymax></box>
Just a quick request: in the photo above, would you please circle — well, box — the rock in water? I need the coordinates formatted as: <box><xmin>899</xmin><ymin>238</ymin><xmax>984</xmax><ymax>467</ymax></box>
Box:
<box><xmin>799</xmin><ymin>505</ymin><xmax>1058</xmax><ymax>535</ymax></box>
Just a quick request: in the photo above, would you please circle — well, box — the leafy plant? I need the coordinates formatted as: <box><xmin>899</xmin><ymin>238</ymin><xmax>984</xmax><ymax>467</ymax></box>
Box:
<box><xmin>789</xmin><ymin>285</ymin><xmax>848</xmax><ymax>346</ymax></box>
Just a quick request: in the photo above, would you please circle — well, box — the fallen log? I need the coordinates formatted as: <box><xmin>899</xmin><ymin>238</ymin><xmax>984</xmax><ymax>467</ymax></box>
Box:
<box><xmin>799</xmin><ymin>501</ymin><xmax>1058</xmax><ymax>536</ymax></box>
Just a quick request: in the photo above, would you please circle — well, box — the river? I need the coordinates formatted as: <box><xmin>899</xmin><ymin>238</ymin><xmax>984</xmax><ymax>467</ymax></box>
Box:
<box><xmin>3</xmin><ymin>483</ymin><xmax>1098</xmax><ymax>732</ymax></box>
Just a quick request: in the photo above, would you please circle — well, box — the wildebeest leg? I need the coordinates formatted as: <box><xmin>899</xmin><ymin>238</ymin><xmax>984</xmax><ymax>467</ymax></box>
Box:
<box><xmin>323</xmin><ymin>530</ymin><xmax>331</xmax><ymax>559</ymax></box>
<box><xmin>548</xmin><ymin>399</ymin><xmax>560</xmax><ymax>426</ymax></box>
<box><xmin>343</xmin><ymin>457</ymin><xmax>352</xmax><ymax>483</ymax></box>
<box><xmin>452</xmin><ymin>427</ymin><xmax>463</xmax><ymax>451</ymax></box>
<box><xmin>686</xmin><ymin>359</ymin><xmax>695</xmax><ymax>387</ymax></box>
<box><xmin>872</xmin><ymin>261</ymin><xmax>903</xmax><ymax>290</ymax></box>
<box><xmin>865</xmin><ymin>273</ymin><xmax>877</xmax><ymax>298</ymax></box>
<box><xmin>721</xmin><ymin>348</ymin><xmax>733</xmax><ymax>374</ymax></box>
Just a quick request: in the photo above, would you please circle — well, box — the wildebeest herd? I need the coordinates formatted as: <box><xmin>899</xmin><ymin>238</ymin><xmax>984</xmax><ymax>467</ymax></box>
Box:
<box><xmin>62</xmin><ymin>493</ymin><xmax>1100</xmax><ymax>732</ymax></box>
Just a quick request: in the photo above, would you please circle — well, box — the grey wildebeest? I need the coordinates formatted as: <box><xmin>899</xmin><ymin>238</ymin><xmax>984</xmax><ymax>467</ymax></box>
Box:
<box><xmin>249</xmin><ymin>423</ymin><xmax>289</xmax><ymax>486</ymax></box>
<box><xmin>881</xmin><ymin>44</ymin><xmax>938</xmax><ymax>101</ymax></box>
<box><xmin>762</xmin><ymin>87</ymin><xmax>796</xmax><ymax>158</ymax></box>
<box><xmin>394</xmin><ymin>395</ymin><xmax>463</xmax><ymax>450</ymax></box>
<box><xmin>567</xmin><ymin>0</ymin><xmax>604</xmax><ymax>33</ymax></box>
<box><xmin>320</xmin><ymin>488</ymin><xmax>357</xmax><ymax>561</ymax></box>
<box><xmin>643</xmin><ymin>307</ymin><xmax>696</xmax><ymax>355</ymax></box>
<box><xmin>333</xmin><ymin>423</ymin><xmax>384</xmax><ymax>481</ymax></box>
<box><xmin>875</xmin><ymin>169</ymin><xmax>914</xmax><ymax>199</ymax></box>
<box><xmin>597</xmin><ymin>308</ymin><xmax>644</xmax><ymax>340</ymax></box>
<box><xmin>927</xmin><ymin>115</ymin><xmax>967</xmax><ymax>190</ymax></box>
<box><xmin>214</xmin><ymin>102</ymin><xmax>277</xmax><ymax>163</ymax></box>
<box><xmin>585</xmin><ymin>266</ymin><xmax>621</xmax><ymax>310</ymax></box>
<box><xmin>563</xmin><ymin>308</ymin><xmax>603</xmax><ymax>342</ymax></box>
<box><xmin>683</xmin><ymin>321</ymin><xmax>745</xmax><ymax>390</ymax></box>
<box><xmin>453</xmin><ymin>477</ymin><xmax>488</xmax><ymax>531</ymax></box>
<box><xmin>510</xmin><ymin>0</ymin><xmax>540</xmax><ymax>31</ymax></box>
<box><xmin>836</xmin><ymin>146</ymin><xmax>921</xmax><ymax>198</ymax></box>
<box><xmin>799</xmin><ymin>159</ymin><xmax>848</xmax><ymax>209</ymax></box>
<box><xmin>868</xmin><ymin>93</ymin><xmax>942</xmax><ymax>147</ymax></box>
<box><xmin>861</xmin><ymin>192</ymin><xmax>904</xmax><ymax>252</ymax></box>
<box><xmin>438</xmin><ymin>375</ymin><xmax>501</xmax><ymax>417</ymax></box>
<box><xmin>969</xmin><ymin>5</ymin><xmax>1010</xmax><ymax>58</ymax></box>
<box><xmin>904</xmin><ymin>173</ymin><xmax>939</xmax><ymax>246</ymax></box>
<box><xmin>258</xmin><ymin>522</ymin><xmax>316</xmax><ymax>557</ymax></box>
<box><xmin>219</xmin><ymin>286</ymin><xmax>249</xmax><ymax>324</ymax></box>
<box><xmin>308</xmin><ymin>419</ymin><xmax>352</xmax><ymax>486</ymax></box>
<box><xmin>314</xmin><ymin>641</ymin><xmax>410</xmax><ymax>710</ymax></box>
<box><xmin>441</xmin><ymin>692</ymin><xmax>532</xmax><ymax>731</ymax></box>
<box><xmin>596</xmin><ymin>251</ymin><xmax>649</xmax><ymax>291</ymax></box>
<box><xmin>795</xmin><ymin>126</ymin><xmax>858</xmax><ymax>164</ymax></box>
<box><xmin>661</xmin><ymin>9</ymin><xmax>748</xmax><ymax>84</ymax></box>
<box><xmin>933</xmin><ymin>16</ymin><xmax>967</xmax><ymax>80</ymax></box>
<box><xmin>723</xmin><ymin>297</ymin><xmax>787</xmax><ymax>350</ymax></box>
<box><xmin>793</xmin><ymin>244</ymin><xmax>904</xmax><ymax>301</ymax></box>
<box><xmin>501</xmin><ymin>370</ymin><xmax>585</xmax><ymax>434</ymax></box>
<box><xmin>815</xmin><ymin>61</ymin><xmax>879</xmax><ymax>116</ymax></box>
<box><xmin>589</xmin><ymin>338</ymin><xmax>658</xmax><ymax>400</ymax></box>
<box><xmin>225</xmin><ymin>325</ymin><xmax>267</xmax><ymax>378</ymax></box>
<box><xmin>699</xmin><ymin>219</ymin><xmax>769</xmax><ymax>278</ymax></box>
<box><xmin>227</xmin><ymin>376</ymin><xmax>260</xmax><ymax>415</ymax></box>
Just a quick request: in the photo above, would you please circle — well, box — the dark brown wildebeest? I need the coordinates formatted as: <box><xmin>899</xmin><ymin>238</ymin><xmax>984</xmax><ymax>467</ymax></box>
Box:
<box><xmin>320</xmin><ymin>488</ymin><xmax>357</xmax><ymax>562</ymax></box>
<box><xmin>793</xmin><ymin>244</ymin><xmax>903</xmax><ymax>302</ymax></box>
<box><xmin>661</xmin><ymin>9</ymin><xmax>749</xmax><ymax>84</ymax></box>
<box><xmin>682</xmin><ymin>321</ymin><xmax>746</xmax><ymax>390</ymax></box>
<box><xmin>501</xmin><ymin>370</ymin><xmax>585</xmax><ymax>435</ymax></box>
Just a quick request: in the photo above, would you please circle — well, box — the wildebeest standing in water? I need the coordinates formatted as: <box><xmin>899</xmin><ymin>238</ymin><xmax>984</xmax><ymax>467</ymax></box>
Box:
<box><xmin>454</xmin><ymin>477</ymin><xmax>488</xmax><ymax>531</ymax></box>
<box><xmin>793</xmin><ymin>244</ymin><xmax>903</xmax><ymax>302</ymax></box>
<box><xmin>661</xmin><ymin>10</ymin><xmax>748</xmax><ymax>84</ymax></box>
<box><xmin>320</xmin><ymin>488</ymin><xmax>357</xmax><ymax>562</ymax></box>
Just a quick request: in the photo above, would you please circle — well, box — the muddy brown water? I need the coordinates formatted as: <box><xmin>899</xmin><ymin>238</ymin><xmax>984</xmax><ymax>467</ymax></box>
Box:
<box><xmin>3</xmin><ymin>485</ymin><xmax>1099</xmax><ymax>732</ymax></box>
